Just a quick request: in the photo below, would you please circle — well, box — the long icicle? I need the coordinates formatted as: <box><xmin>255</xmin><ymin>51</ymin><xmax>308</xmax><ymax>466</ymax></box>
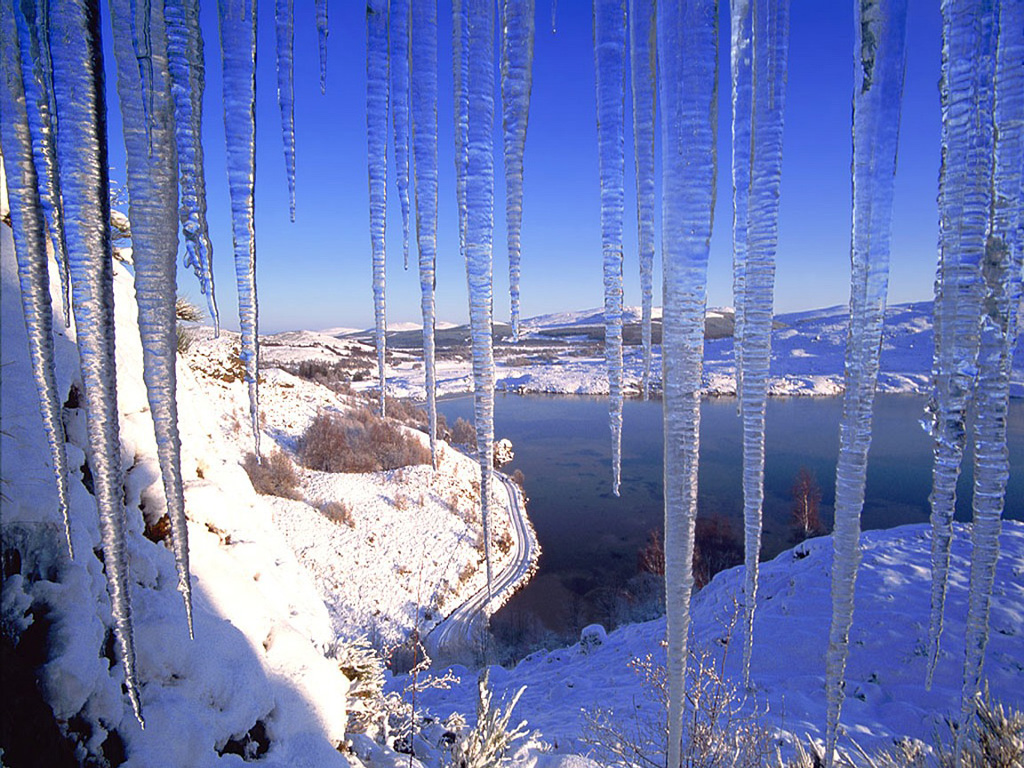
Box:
<box><xmin>109</xmin><ymin>0</ymin><xmax>193</xmax><ymax>637</ymax></box>
<box><xmin>925</xmin><ymin>0</ymin><xmax>997</xmax><ymax>688</ymax></box>
<box><xmin>275</xmin><ymin>0</ymin><xmax>296</xmax><ymax>221</ymax></box>
<box><xmin>961</xmin><ymin>0</ymin><xmax>1023</xmax><ymax>721</ymax></box>
<box><xmin>217</xmin><ymin>0</ymin><xmax>261</xmax><ymax>455</ymax></box>
<box><xmin>823</xmin><ymin>1</ymin><xmax>907</xmax><ymax>762</ymax></box>
<box><xmin>47</xmin><ymin>0</ymin><xmax>143</xmax><ymax>724</ymax></box>
<box><xmin>658</xmin><ymin>1</ymin><xmax>718</xmax><ymax>765</ymax></box>
<box><xmin>367</xmin><ymin>0</ymin><xmax>389</xmax><ymax>417</ymax></box>
<box><xmin>501</xmin><ymin>0</ymin><xmax>535</xmax><ymax>341</ymax></box>
<box><xmin>390</xmin><ymin>0</ymin><xmax>412</xmax><ymax>270</ymax></box>
<box><xmin>594</xmin><ymin>0</ymin><xmax>626</xmax><ymax>497</ymax></box>
<box><xmin>628</xmin><ymin>0</ymin><xmax>655</xmax><ymax>400</ymax></box>
<box><xmin>732</xmin><ymin>0</ymin><xmax>789</xmax><ymax>691</ymax></box>
<box><xmin>464</xmin><ymin>0</ymin><xmax>496</xmax><ymax>603</ymax></box>
<box><xmin>12</xmin><ymin>0</ymin><xmax>71</xmax><ymax>325</ymax></box>
<box><xmin>0</xmin><ymin>0</ymin><xmax>73</xmax><ymax>558</ymax></box>
<box><xmin>410</xmin><ymin>0</ymin><xmax>439</xmax><ymax>467</ymax></box>
<box><xmin>315</xmin><ymin>0</ymin><xmax>328</xmax><ymax>93</ymax></box>
<box><xmin>165</xmin><ymin>0</ymin><xmax>220</xmax><ymax>331</ymax></box>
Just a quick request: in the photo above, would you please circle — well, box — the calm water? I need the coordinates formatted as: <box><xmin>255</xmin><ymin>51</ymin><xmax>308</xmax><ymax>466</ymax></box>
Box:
<box><xmin>438</xmin><ymin>394</ymin><xmax>1024</xmax><ymax>652</ymax></box>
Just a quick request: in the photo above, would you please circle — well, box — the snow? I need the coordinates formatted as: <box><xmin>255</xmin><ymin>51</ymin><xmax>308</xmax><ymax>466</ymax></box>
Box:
<box><xmin>377</xmin><ymin>302</ymin><xmax>1024</xmax><ymax>401</ymax></box>
<box><xmin>408</xmin><ymin>521</ymin><xmax>1024</xmax><ymax>761</ymax></box>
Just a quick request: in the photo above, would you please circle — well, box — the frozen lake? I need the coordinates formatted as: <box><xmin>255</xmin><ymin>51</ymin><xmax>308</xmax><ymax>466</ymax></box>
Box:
<box><xmin>438</xmin><ymin>393</ymin><xmax>1024</xmax><ymax>655</ymax></box>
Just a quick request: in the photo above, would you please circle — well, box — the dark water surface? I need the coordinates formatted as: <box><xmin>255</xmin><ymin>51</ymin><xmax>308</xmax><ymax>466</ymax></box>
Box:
<box><xmin>438</xmin><ymin>394</ymin><xmax>1024</xmax><ymax>650</ymax></box>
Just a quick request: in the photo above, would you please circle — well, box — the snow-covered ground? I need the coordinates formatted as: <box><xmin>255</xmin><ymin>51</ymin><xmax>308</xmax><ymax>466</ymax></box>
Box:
<box><xmin>409</xmin><ymin>521</ymin><xmax>1024</xmax><ymax>762</ymax></box>
<box><xmin>0</xmin><ymin>219</ymin><xmax>524</xmax><ymax>764</ymax></box>
<box><xmin>364</xmin><ymin>303</ymin><xmax>1024</xmax><ymax>399</ymax></box>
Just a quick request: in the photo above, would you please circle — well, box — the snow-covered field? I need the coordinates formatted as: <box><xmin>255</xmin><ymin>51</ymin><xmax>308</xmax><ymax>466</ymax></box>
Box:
<box><xmin>359</xmin><ymin>303</ymin><xmax>1024</xmax><ymax>400</ymax></box>
<box><xmin>411</xmin><ymin>521</ymin><xmax>1024</xmax><ymax>762</ymax></box>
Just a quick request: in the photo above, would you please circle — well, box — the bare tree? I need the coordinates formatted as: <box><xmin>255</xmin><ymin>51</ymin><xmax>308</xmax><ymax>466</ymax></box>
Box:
<box><xmin>790</xmin><ymin>466</ymin><xmax>825</xmax><ymax>542</ymax></box>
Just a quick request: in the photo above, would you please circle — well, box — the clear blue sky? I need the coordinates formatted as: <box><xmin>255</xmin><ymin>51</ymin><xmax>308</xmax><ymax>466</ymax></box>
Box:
<box><xmin>104</xmin><ymin>0</ymin><xmax>943</xmax><ymax>334</ymax></box>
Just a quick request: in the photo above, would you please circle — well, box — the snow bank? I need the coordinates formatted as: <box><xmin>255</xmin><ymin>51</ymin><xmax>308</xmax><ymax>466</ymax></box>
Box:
<box><xmin>2</xmin><ymin>223</ymin><xmax>350</xmax><ymax>765</ymax></box>
<box><xmin>410</xmin><ymin>522</ymin><xmax>1024</xmax><ymax>759</ymax></box>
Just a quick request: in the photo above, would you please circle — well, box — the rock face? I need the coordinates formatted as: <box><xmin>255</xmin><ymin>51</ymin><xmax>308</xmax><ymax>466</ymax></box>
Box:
<box><xmin>494</xmin><ymin>438</ymin><xmax>515</xmax><ymax>467</ymax></box>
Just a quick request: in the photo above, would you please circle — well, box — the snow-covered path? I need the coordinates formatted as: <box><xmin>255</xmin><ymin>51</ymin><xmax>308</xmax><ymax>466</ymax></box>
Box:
<box><xmin>426</xmin><ymin>472</ymin><xmax>539</xmax><ymax>666</ymax></box>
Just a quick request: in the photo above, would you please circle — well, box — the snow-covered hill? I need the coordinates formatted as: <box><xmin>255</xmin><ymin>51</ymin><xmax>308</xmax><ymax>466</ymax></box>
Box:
<box><xmin>377</xmin><ymin>302</ymin><xmax>1024</xmax><ymax>399</ymax></box>
<box><xmin>410</xmin><ymin>521</ymin><xmax>1024</xmax><ymax>762</ymax></box>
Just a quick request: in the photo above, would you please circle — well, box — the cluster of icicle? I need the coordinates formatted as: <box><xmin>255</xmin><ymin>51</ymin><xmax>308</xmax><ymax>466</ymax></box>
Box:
<box><xmin>0</xmin><ymin>0</ymin><xmax>327</xmax><ymax>724</ymax></box>
<box><xmin>2</xmin><ymin>0</ymin><xmax>1021</xmax><ymax>752</ymax></box>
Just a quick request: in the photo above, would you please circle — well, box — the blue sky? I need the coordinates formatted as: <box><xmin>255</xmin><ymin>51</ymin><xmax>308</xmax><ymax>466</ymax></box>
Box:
<box><xmin>104</xmin><ymin>0</ymin><xmax>943</xmax><ymax>333</ymax></box>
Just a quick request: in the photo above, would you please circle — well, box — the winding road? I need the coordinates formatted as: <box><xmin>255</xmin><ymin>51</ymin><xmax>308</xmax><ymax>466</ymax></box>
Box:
<box><xmin>425</xmin><ymin>472</ymin><xmax>538</xmax><ymax>667</ymax></box>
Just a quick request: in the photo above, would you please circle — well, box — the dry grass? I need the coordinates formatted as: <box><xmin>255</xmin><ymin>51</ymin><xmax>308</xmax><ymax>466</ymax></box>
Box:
<box><xmin>242</xmin><ymin>450</ymin><xmax>302</xmax><ymax>500</ymax></box>
<box><xmin>299</xmin><ymin>409</ymin><xmax>431</xmax><ymax>473</ymax></box>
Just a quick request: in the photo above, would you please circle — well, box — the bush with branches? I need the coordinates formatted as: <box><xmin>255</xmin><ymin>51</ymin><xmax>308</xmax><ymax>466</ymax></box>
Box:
<box><xmin>242</xmin><ymin>450</ymin><xmax>302</xmax><ymax>500</ymax></box>
<box><xmin>299</xmin><ymin>409</ymin><xmax>430</xmax><ymax>473</ymax></box>
<box><xmin>451</xmin><ymin>417</ymin><xmax>476</xmax><ymax>447</ymax></box>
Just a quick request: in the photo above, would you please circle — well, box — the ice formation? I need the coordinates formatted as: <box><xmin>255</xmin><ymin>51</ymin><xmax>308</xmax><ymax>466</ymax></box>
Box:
<box><xmin>316</xmin><ymin>0</ymin><xmax>328</xmax><ymax>93</ymax></box>
<box><xmin>657</xmin><ymin>1</ymin><xmax>718</xmax><ymax>765</ymax></box>
<box><xmin>166</xmin><ymin>0</ymin><xmax>220</xmax><ymax>330</ymax></box>
<box><xmin>729</xmin><ymin>0</ymin><xmax>790</xmax><ymax>690</ymax></box>
<box><xmin>110</xmin><ymin>0</ymin><xmax>194</xmax><ymax>635</ymax></box>
<box><xmin>628</xmin><ymin>0</ymin><xmax>656</xmax><ymax>401</ymax></box>
<box><xmin>462</xmin><ymin>0</ymin><xmax>497</xmax><ymax>599</ymax></box>
<box><xmin>48</xmin><ymin>0</ymin><xmax>144</xmax><ymax>723</ymax></box>
<box><xmin>925</xmin><ymin>0</ymin><xmax>996</xmax><ymax>688</ymax></box>
<box><xmin>0</xmin><ymin>0</ymin><xmax>72</xmax><ymax>557</ymax></box>
<box><xmin>391</xmin><ymin>0</ymin><xmax>412</xmax><ymax>270</ymax></box>
<box><xmin>960</xmin><ymin>0</ymin><xmax>1022</xmax><ymax>720</ymax></box>
<box><xmin>367</xmin><ymin>0</ymin><xmax>389</xmax><ymax>416</ymax></box>
<box><xmin>594</xmin><ymin>0</ymin><xmax>626</xmax><ymax>497</ymax></box>
<box><xmin>10</xmin><ymin>0</ymin><xmax>70</xmax><ymax>323</ymax></box>
<box><xmin>275</xmin><ymin>0</ymin><xmax>296</xmax><ymax>221</ymax></box>
<box><xmin>410</xmin><ymin>0</ymin><xmax>439</xmax><ymax>466</ymax></box>
<box><xmin>501</xmin><ymin>0</ymin><xmax>535</xmax><ymax>341</ymax></box>
<box><xmin>217</xmin><ymin>0</ymin><xmax>260</xmax><ymax>454</ymax></box>
<box><xmin>823</xmin><ymin>1</ymin><xmax>907</xmax><ymax>761</ymax></box>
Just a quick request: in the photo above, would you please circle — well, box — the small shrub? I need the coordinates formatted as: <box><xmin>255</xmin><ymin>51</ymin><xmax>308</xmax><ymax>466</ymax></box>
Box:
<box><xmin>320</xmin><ymin>499</ymin><xmax>355</xmax><ymax>527</ymax></box>
<box><xmin>242</xmin><ymin>450</ymin><xmax>302</xmax><ymax>500</ymax></box>
<box><xmin>299</xmin><ymin>410</ymin><xmax>431</xmax><ymax>473</ymax></box>
<box><xmin>451</xmin><ymin>417</ymin><xmax>476</xmax><ymax>446</ymax></box>
<box><xmin>175</xmin><ymin>296</ymin><xmax>204</xmax><ymax>322</ymax></box>
<box><xmin>791</xmin><ymin>466</ymin><xmax>825</xmax><ymax>542</ymax></box>
<box><xmin>510</xmin><ymin>468</ymin><xmax>526</xmax><ymax>489</ymax></box>
<box><xmin>693</xmin><ymin>515</ymin><xmax>743</xmax><ymax>589</ymax></box>
<box><xmin>449</xmin><ymin>669</ymin><xmax>531</xmax><ymax>768</ymax></box>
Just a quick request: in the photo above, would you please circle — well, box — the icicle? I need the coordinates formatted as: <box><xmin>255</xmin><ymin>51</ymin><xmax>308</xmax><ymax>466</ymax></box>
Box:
<box><xmin>315</xmin><ymin>0</ymin><xmax>328</xmax><ymax>94</ymax></box>
<box><xmin>110</xmin><ymin>0</ymin><xmax>194</xmax><ymax>638</ymax></box>
<box><xmin>628</xmin><ymin>0</ymin><xmax>655</xmax><ymax>400</ymax></box>
<box><xmin>463</xmin><ymin>0</ymin><xmax>496</xmax><ymax>602</ymax></box>
<box><xmin>128</xmin><ymin>0</ymin><xmax>155</xmax><ymax>145</ymax></box>
<box><xmin>731</xmin><ymin>0</ymin><xmax>789</xmax><ymax>692</ymax></box>
<box><xmin>453</xmin><ymin>0</ymin><xmax>469</xmax><ymax>245</ymax></box>
<box><xmin>47</xmin><ymin>0</ymin><xmax>143</xmax><ymax>724</ymax></box>
<box><xmin>217</xmin><ymin>0</ymin><xmax>260</xmax><ymax>454</ymax></box>
<box><xmin>410</xmin><ymin>0</ymin><xmax>439</xmax><ymax>467</ymax></box>
<box><xmin>551</xmin><ymin>0</ymin><xmax>557</xmax><ymax>33</ymax></box>
<box><xmin>501</xmin><ymin>0</ymin><xmax>535</xmax><ymax>341</ymax></box>
<box><xmin>0</xmin><ymin>0</ymin><xmax>73</xmax><ymax>558</ymax></box>
<box><xmin>165</xmin><ymin>0</ymin><xmax>219</xmax><ymax>332</ymax></box>
<box><xmin>925</xmin><ymin>0</ymin><xmax>997</xmax><ymax>689</ymax></box>
<box><xmin>11</xmin><ymin>0</ymin><xmax>71</xmax><ymax>325</ymax></box>
<box><xmin>823</xmin><ymin>2</ymin><xmax>907</xmax><ymax>762</ymax></box>
<box><xmin>657</xmin><ymin>1</ymin><xmax>718</xmax><ymax>765</ymax></box>
<box><xmin>275</xmin><ymin>0</ymin><xmax>296</xmax><ymax>221</ymax></box>
<box><xmin>961</xmin><ymin>0</ymin><xmax>1022</xmax><ymax>721</ymax></box>
<box><xmin>390</xmin><ymin>0</ymin><xmax>412</xmax><ymax>270</ymax></box>
<box><xmin>367</xmin><ymin>0</ymin><xmax>389</xmax><ymax>417</ymax></box>
<box><xmin>593</xmin><ymin>0</ymin><xmax>626</xmax><ymax>497</ymax></box>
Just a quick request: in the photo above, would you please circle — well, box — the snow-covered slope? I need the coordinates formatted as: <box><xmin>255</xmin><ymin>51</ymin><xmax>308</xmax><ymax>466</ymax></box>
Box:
<box><xmin>1</xmin><ymin>216</ymin><xmax>521</xmax><ymax>763</ymax></box>
<box><xmin>410</xmin><ymin>521</ymin><xmax>1024</xmax><ymax>761</ymax></box>
<box><xmin>1</xmin><ymin>223</ymin><xmax>351</xmax><ymax>765</ymax></box>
